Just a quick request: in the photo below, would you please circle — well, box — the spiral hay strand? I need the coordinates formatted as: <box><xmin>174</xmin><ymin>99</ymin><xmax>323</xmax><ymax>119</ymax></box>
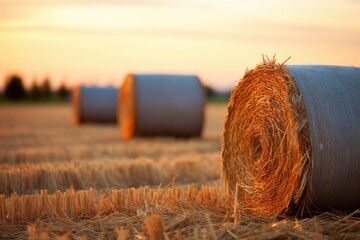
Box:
<box><xmin>223</xmin><ymin>55</ymin><xmax>360</xmax><ymax>215</ymax></box>
<box><xmin>222</xmin><ymin>57</ymin><xmax>311</xmax><ymax>215</ymax></box>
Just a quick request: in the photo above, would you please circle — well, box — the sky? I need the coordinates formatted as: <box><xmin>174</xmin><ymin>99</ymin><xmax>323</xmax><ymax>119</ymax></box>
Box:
<box><xmin>0</xmin><ymin>0</ymin><xmax>359</xmax><ymax>91</ymax></box>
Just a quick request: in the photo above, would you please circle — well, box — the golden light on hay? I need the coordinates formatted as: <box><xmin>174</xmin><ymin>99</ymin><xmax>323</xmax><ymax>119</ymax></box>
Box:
<box><xmin>222</xmin><ymin>56</ymin><xmax>360</xmax><ymax>216</ymax></box>
<box><xmin>120</xmin><ymin>75</ymin><xmax>137</xmax><ymax>140</ymax></box>
<box><xmin>144</xmin><ymin>214</ymin><xmax>166</xmax><ymax>240</ymax></box>
<box><xmin>222</xmin><ymin>57</ymin><xmax>311</xmax><ymax>215</ymax></box>
<box><xmin>119</xmin><ymin>74</ymin><xmax>205</xmax><ymax>140</ymax></box>
<box><xmin>1</xmin><ymin>102</ymin><xmax>360</xmax><ymax>238</ymax></box>
<box><xmin>72</xmin><ymin>86</ymin><xmax>81</xmax><ymax>126</ymax></box>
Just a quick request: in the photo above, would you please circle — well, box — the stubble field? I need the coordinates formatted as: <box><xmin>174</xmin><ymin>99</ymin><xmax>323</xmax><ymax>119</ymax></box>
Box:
<box><xmin>0</xmin><ymin>104</ymin><xmax>359</xmax><ymax>239</ymax></box>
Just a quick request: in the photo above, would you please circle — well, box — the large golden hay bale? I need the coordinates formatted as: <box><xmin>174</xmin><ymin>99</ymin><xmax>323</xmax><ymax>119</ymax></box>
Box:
<box><xmin>120</xmin><ymin>74</ymin><xmax>205</xmax><ymax>139</ymax></box>
<box><xmin>72</xmin><ymin>86</ymin><xmax>118</xmax><ymax>125</ymax></box>
<box><xmin>222</xmin><ymin>58</ymin><xmax>360</xmax><ymax>215</ymax></box>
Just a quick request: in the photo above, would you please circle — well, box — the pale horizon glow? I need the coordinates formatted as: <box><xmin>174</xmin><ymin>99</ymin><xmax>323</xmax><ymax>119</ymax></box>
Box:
<box><xmin>0</xmin><ymin>0</ymin><xmax>359</xmax><ymax>91</ymax></box>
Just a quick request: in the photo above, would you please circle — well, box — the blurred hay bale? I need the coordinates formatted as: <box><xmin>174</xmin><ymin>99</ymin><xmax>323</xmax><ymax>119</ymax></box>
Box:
<box><xmin>222</xmin><ymin>57</ymin><xmax>360</xmax><ymax>215</ymax></box>
<box><xmin>120</xmin><ymin>74</ymin><xmax>205</xmax><ymax>139</ymax></box>
<box><xmin>72</xmin><ymin>86</ymin><xmax>118</xmax><ymax>125</ymax></box>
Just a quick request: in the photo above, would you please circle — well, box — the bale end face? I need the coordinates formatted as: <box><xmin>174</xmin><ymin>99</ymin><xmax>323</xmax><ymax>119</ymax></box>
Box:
<box><xmin>72</xmin><ymin>86</ymin><xmax>81</xmax><ymax>126</ymax></box>
<box><xmin>222</xmin><ymin>58</ymin><xmax>311</xmax><ymax>216</ymax></box>
<box><xmin>120</xmin><ymin>75</ymin><xmax>136</xmax><ymax>140</ymax></box>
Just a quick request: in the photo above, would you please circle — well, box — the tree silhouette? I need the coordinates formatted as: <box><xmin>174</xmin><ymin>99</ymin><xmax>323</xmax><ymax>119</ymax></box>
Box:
<box><xmin>29</xmin><ymin>81</ymin><xmax>41</xmax><ymax>100</ymax></box>
<box><xmin>4</xmin><ymin>75</ymin><xmax>26</xmax><ymax>100</ymax></box>
<box><xmin>205</xmin><ymin>85</ymin><xmax>216</xmax><ymax>98</ymax></box>
<box><xmin>57</xmin><ymin>83</ymin><xmax>69</xmax><ymax>100</ymax></box>
<box><xmin>40</xmin><ymin>78</ymin><xmax>52</xmax><ymax>99</ymax></box>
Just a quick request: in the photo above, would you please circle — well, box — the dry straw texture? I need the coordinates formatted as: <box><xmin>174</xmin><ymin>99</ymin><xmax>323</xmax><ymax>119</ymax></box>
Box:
<box><xmin>222</xmin><ymin>57</ymin><xmax>360</xmax><ymax>216</ymax></box>
<box><xmin>0</xmin><ymin>153</ymin><xmax>219</xmax><ymax>195</ymax></box>
<box><xmin>1</xmin><ymin>186</ymin><xmax>359</xmax><ymax>239</ymax></box>
<box><xmin>222</xmin><ymin>57</ymin><xmax>311</xmax><ymax>216</ymax></box>
<box><xmin>1</xmin><ymin>101</ymin><xmax>359</xmax><ymax>239</ymax></box>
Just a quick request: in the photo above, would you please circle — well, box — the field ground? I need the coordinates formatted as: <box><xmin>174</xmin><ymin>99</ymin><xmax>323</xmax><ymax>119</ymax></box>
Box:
<box><xmin>0</xmin><ymin>104</ymin><xmax>359</xmax><ymax>239</ymax></box>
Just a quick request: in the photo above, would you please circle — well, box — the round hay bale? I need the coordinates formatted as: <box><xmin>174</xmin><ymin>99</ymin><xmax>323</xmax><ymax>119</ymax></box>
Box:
<box><xmin>222</xmin><ymin>58</ymin><xmax>360</xmax><ymax>215</ymax></box>
<box><xmin>72</xmin><ymin>86</ymin><xmax>118</xmax><ymax>125</ymax></box>
<box><xmin>120</xmin><ymin>74</ymin><xmax>205</xmax><ymax>139</ymax></box>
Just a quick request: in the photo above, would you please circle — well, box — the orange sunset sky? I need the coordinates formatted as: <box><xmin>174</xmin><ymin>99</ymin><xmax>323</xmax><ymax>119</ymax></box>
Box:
<box><xmin>0</xmin><ymin>0</ymin><xmax>359</xmax><ymax>91</ymax></box>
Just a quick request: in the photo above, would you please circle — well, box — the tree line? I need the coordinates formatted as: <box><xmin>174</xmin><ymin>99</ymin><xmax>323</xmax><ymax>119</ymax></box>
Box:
<box><xmin>1</xmin><ymin>74</ymin><xmax>70</xmax><ymax>101</ymax></box>
<box><xmin>2</xmin><ymin>74</ymin><xmax>230</xmax><ymax>103</ymax></box>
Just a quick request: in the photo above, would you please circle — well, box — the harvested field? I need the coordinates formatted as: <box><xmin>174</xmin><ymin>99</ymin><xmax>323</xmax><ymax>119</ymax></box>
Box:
<box><xmin>0</xmin><ymin>104</ymin><xmax>359</xmax><ymax>239</ymax></box>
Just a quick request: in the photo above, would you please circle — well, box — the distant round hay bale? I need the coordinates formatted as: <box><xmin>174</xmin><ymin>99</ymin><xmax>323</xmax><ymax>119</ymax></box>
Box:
<box><xmin>120</xmin><ymin>74</ymin><xmax>205</xmax><ymax>139</ymax></box>
<box><xmin>72</xmin><ymin>86</ymin><xmax>118</xmax><ymax>125</ymax></box>
<box><xmin>222</xmin><ymin>58</ymin><xmax>360</xmax><ymax>215</ymax></box>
